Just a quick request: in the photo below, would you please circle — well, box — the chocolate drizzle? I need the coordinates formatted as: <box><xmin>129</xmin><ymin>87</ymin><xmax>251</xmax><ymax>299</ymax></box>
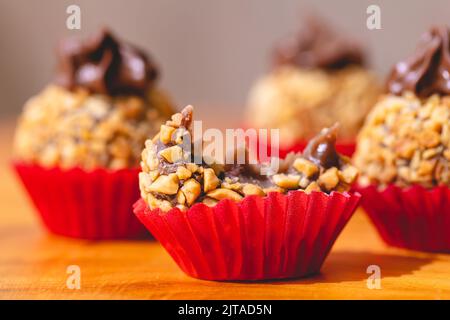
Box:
<box><xmin>303</xmin><ymin>124</ymin><xmax>340</xmax><ymax>169</ymax></box>
<box><xmin>55</xmin><ymin>29</ymin><xmax>159</xmax><ymax>96</ymax></box>
<box><xmin>273</xmin><ymin>16</ymin><xmax>365</xmax><ymax>70</ymax></box>
<box><xmin>387</xmin><ymin>26</ymin><xmax>450</xmax><ymax>97</ymax></box>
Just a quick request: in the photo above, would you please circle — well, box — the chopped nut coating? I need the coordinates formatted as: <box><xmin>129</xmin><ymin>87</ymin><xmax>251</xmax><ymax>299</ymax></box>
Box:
<box><xmin>181</xmin><ymin>179</ymin><xmax>201</xmax><ymax>206</ymax></box>
<box><xmin>203</xmin><ymin>168</ymin><xmax>220</xmax><ymax>193</ymax></box>
<box><xmin>207</xmin><ymin>188</ymin><xmax>243</xmax><ymax>202</ymax></box>
<box><xmin>272</xmin><ymin>174</ymin><xmax>301</xmax><ymax>189</ymax></box>
<box><xmin>293</xmin><ymin>158</ymin><xmax>319</xmax><ymax>177</ymax></box>
<box><xmin>159</xmin><ymin>145</ymin><xmax>183</xmax><ymax>163</ymax></box>
<box><xmin>354</xmin><ymin>93</ymin><xmax>450</xmax><ymax>188</ymax></box>
<box><xmin>139</xmin><ymin>106</ymin><xmax>358</xmax><ymax>211</ymax></box>
<box><xmin>148</xmin><ymin>174</ymin><xmax>179</xmax><ymax>195</ymax></box>
<box><xmin>13</xmin><ymin>85</ymin><xmax>174</xmax><ymax>169</ymax></box>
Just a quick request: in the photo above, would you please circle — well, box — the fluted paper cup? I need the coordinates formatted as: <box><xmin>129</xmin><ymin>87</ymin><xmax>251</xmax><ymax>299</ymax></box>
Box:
<box><xmin>13</xmin><ymin>162</ymin><xmax>147</xmax><ymax>239</ymax></box>
<box><xmin>134</xmin><ymin>190</ymin><xmax>360</xmax><ymax>280</ymax></box>
<box><xmin>356</xmin><ymin>184</ymin><xmax>450</xmax><ymax>252</ymax></box>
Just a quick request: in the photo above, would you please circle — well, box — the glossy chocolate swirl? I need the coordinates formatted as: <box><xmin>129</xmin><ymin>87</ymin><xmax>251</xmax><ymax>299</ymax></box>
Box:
<box><xmin>387</xmin><ymin>26</ymin><xmax>450</xmax><ymax>97</ymax></box>
<box><xmin>273</xmin><ymin>16</ymin><xmax>365</xmax><ymax>70</ymax></box>
<box><xmin>55</xmin><ymin>29</ymin><xmax>159</xmax><ymax>96</ymax></box>
<box><xmin>303</xmin><ymin>124</ymin><xmax>340</xmax><ymax>169</ymax></box>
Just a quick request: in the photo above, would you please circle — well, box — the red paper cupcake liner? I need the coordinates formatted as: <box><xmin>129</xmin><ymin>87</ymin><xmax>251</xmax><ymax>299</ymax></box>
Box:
<box><xmin>134</xmin><ymin>190</ymin><xmax>360</xmax><ymax>280</ymax></box>
<box><xmin>355</xmin><ymin>184</ymin><xmax>450</xmax><ymax>252</ymax></box>
<box><xmin>13</xmin><ymin>162</ymin><xmax>147</xmax><ymax>240</ymax></box>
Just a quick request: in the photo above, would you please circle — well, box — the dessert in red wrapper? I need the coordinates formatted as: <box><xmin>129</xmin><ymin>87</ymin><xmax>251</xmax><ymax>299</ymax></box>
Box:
<box><xmin>354</xmin><ymin>26</ymin><xmax>450</xmax><ymax>252</ymax></box>
<box><xmin>245</xmin><ymin>15</ymin><xmax>380</xmax><ymax>149</ymax></box>
<box><xmin>134</xmin><ymin>106</ymin><xmax>361</xmax><ymax>280</ymax></box>
<box><xmin>12</xmin><ymin>29</ymin><xmax>174</xmax><ymax>239</ymax></box>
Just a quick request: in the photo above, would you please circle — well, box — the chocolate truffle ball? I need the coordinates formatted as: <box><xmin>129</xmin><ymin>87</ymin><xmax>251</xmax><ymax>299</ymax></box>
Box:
<box><xmin>246</xmin><ymin>16</ymin><xmax>381</xmax><ymax>144</ymax></box>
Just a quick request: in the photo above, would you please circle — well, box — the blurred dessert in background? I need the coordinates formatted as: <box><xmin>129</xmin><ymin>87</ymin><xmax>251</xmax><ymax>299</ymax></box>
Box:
<box><xmin>13</xmin><ymin>29</ymin><xmax>174</xmax><ymax>170</ymax></box>
<box><xmin>246</xmin><ymin>16</ymin><xmax>381</xmax><ymax>147</ymax></box>
<box><xmin>12</xmin><ymin>28</ymin><xmax>175</xmax><ymax>239</ymax></box>
<box><xmin>354</xmin><ymin>25</ymin><xmax>450</xmax><ymax>252</ymax></box>
<box><xmin>355</xmin><ymin>25</ymin><xmax>450</xmax><ymax>188</ymax></box>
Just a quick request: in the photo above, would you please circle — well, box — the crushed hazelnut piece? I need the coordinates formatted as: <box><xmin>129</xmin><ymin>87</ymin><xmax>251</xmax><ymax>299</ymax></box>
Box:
<box><xmin>148</xmin><ymin>174</ymin><xmax>179</xmax><ymax>195</ymax></box>
<box><xmin>148</xmin><ymin>170</ymin><xmax>160</xmax><ymax>182</ymax></box>
<box><xmin>305</xmin><ymin>182</ymin><xmax>321</xmax><ymax>193</ymax></box>
<box><xmin>181</xmin><ymin>179</ymin><xmax>201</xmax><ymax>206</ymax></box>
<box><xmin>176</xmin><ymin>190</ymin><xmax>186</xmax><ymax>205</ymax></box>
<box><xmin>207</xmin><ymin>188</ymin><xmax>243</xmax><ymax>202</ymax></box>
<box><xmin>419</xmin><ymin>130</ymin><xmax>441</xmax><ymax>148</ymax></box>
<box><xmin>293</xmin><ymin>158</ymin><xmax>319</xmax><ymax>177</ymax></box>
<box><xmin>186</xmin><ymin>163</ymin><xmax>198</xmax><ymax>172</ymax></box>
<box><xmin>272</xmin><ymin>174</ymin><xmax>300</xmax><ymax>189</ymax></box>
<box><xmin>338</xmin><ymin>166</ymin><xmax>359</xmax><ymax>184</ymax></box>
<box><xmin>176</xmin><ymin>166</ymin><xmax>192</xmax><ymax>180</ymax></box>
<box><xmin>242</xmin><ymin>184</ymin><xmax>265</xmax><ymax>196</ymax></box>
<box><xmin>318</xmin><ymin>168</ymin><xmax>339</xmax><ymax>191</ymax></box>
<box><xmin>159</xmin><ymin>125</ymin><xmax>176</xmax><ymax>144</ymax></box>
<box><xmin>159</xmin><ymin>145</ymin><xmax>183</xmax><ymax>163</ymax></box>
<box><xmin>203</xmin><ymin>168</ymin><xmax>220</xmax><ymax>193</ymax></box>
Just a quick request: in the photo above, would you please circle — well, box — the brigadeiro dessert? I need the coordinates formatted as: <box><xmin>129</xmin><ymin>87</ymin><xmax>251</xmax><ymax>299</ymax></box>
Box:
<box><xmin>354</xmin><ymin>26</ymin><xmax>450</xmax><ymax>252</ymax></box>
<box><xmin>13</xmin><ymin>29</ymin><xmax>174</xmax><ymax>239</ymax></box>
<box><xmin>133</xmin><ymin>105</ymin><xmax>360</xmax><ymax>280</ymax></box>
<box><xmin>246</xmin><ymin>16</ymin><xmax>381</xmax><ymax>157</ymax></box>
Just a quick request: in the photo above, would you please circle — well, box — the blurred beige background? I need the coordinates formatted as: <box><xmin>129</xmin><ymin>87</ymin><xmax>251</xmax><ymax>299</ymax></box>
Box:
<box><xmin>1</xmin><ymin>0</ymin><xmax>450</xmax><ymax>125</ymax></box>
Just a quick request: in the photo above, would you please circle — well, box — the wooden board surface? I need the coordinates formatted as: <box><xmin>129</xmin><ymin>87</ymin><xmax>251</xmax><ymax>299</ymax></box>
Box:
<box><xmin>0</xmin><ymin>119</ymin><xmax>449</xmax><ymax>300</ymax></box>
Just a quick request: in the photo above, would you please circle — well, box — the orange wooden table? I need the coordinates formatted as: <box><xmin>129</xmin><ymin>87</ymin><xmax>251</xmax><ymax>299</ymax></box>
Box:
<box><xmin>1</xmin><ymin>118</ymin><xmax>449</xmax><ymax>300</ymax></box>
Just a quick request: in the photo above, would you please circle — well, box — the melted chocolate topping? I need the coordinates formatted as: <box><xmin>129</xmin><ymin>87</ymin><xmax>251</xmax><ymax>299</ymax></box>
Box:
<box><xmin>387</xmin><ymin>26</ymin><xmax>450</xmax><ymax>97</ymax></box>
<box><xmin>303</xmin><ymin>124</ymin><xmax>340</xmax><ymax>169</ymax></box>
<box><xmin>221</xmin><ymin>147</ymin><xmax>269</xmax><ymax>186</ymax></box>
<box><xmin>54</xmin><ymin>29</ymin><xmax>159</xmax><ymax>96</ymax></box>
<box><xmin>273</xmin><ymin>16</ymin><xmax>365</xmax><ymax>70</ymax></box>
